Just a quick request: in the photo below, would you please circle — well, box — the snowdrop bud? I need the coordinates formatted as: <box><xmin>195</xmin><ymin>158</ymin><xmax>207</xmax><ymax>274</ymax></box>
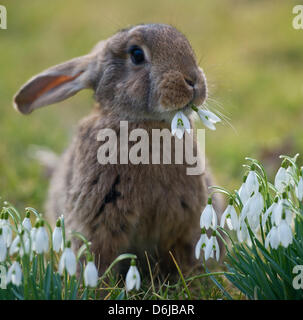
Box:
<box><xmin>52</xmin><ymin>220</ymin><xmax>63</xmax><ymax>253</ymax></box>
<box><xmin>59</xmin><ymin>241</ymin><xmax>77</xmax><ymax>276</ymax></box>
<box><xmin>7</xmin><ymin>261</ymin><xmax>22</xmax><ymax>287</ymax></box>
<box><xmin>125</xmin><ymin>259</ymin><xmax>141</xmax><ymax>292</ymax></box>
<box><xmin>84</xmin><ymin>258</ymin><xmax>98</xmax><ymax>288</ymax></box>
<box><xmin>35</xmin><ymin>221</ymin><xmax>49</xmax><ymax>254</ymax></box>
<box><xmin>200</xmin><ymin>198</ymin><xmax>217</xmax><ymax>230</ymax></box>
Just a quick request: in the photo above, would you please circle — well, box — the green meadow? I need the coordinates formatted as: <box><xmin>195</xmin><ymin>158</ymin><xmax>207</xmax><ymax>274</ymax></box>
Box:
<box><xmin>1</xmin><ymin>0</ymin><xmax>303</xmax><ymax>214</ymax></box>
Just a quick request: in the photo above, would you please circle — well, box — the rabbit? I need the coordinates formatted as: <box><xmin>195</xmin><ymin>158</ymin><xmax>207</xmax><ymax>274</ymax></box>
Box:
<box><xmin>13</xmin><ymin>24</ymin><xmax>223</xmax><ymax>277</ymax></box>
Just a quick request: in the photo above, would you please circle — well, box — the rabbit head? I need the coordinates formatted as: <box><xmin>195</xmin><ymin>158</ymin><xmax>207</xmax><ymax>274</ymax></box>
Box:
<box><xmin>14</xmin><ymin>24</ymin><xmax>207</xmax><ymax>122</ymax></box>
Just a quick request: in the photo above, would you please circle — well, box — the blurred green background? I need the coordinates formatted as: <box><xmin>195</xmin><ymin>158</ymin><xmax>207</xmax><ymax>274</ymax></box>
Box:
<box><xmin>0</xmin><ymin>0</ymin><xmax>303</xmax><ymax>211</ymax></box>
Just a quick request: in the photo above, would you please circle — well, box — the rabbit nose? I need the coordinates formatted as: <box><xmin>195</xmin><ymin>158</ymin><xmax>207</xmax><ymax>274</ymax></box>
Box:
<box><xmin>184</xmin><ymin>77</ymin><xmax>195</xmax><ymax>88</ymax></box>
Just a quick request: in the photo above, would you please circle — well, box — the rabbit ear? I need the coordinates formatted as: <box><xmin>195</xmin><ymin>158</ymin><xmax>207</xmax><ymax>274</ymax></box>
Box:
<box><xmin>13</xmin><ymin>53</ymin><xmax>98</xmax><ymax>114</ymax></box>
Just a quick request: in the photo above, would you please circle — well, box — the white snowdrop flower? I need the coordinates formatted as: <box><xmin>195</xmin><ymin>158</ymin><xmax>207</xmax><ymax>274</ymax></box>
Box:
<box><xmin>274</xmin><ymin>164</ymin><xmax>289</xmax><ymax>193</ymax></box>
<box><xmin>84</xmin><ymin>259</ymin><xmax>99</xmax><ymax>288</ymax></box>
<box><xmin>271</xmin><ymin>193</ymin><xmax>292</xmax><ymax>226</ymax></box>
<box><xmin>0</xmin><ymin>214</ymin><xmax>12</xmax><ymax>247</ymax></box>
<box><xmin>262</xmin><ymin>198</ymin><xmax>278</xmax><ymax>228</ymax></box>
<box><xmin>197</xmin><ymin>109</ymin><xmax>221</xmax><ymax>131</ymax></box>
<box><xmin>204</xmin><ymin>231</ymin><xmax>220</xmax><ymax>262</ymax></box>
<box><xmin>238</xmin><ymin>175</ymin><xmax>250</xmax><ymax>205</ymax></box>
<box><xmin>171</xmin><ymin>111</ymin><xmax>191</xmax><ymax>139</ymax></box>
<box><xmin>9</xmin><ymin>231</ymin><xmax>30</xmax><ymax>257</ymax></box>
<box><xmin>19</xmin><ymin>236</ymin><xmax>31</xmax><ymax>258</ymax></box>
<box><xmin>245</xmin><ymin>166</ymin><xmax>259</xmax><ymax>196</ymax></box>
<box><xmin>9</xmin><ymin>235</ymin><xmax>21</xmax><ymax>256</ymax></box>
<box><xmin>265</xmin><ymin>226</ymin><xmax>279</xmax><ymax>250</ymax></box>
<box><xmin>200</xmin><ymin>198</ymin><xmax>217</xmax><ymax>230</ymax></box>
<box><xmin>286</xmin><ymin>165</ymin><xmax>297</xmax><ymax>186</ymax></box>
<box><xmin>296</xmin><ymin>175</ymin><xmax>303</xmax><ymax>201</ymax></box>
<box><xmin>0</xmin><ymin>229</ymin><xmax>7</xmax><ymax>262</ymax></box>
<box><xmin>237</xmin><ymin>221</ymin><xmax>247</xmax><ymax>243</ymax></box>
<box><xmin>195</xmin><ymin>228</ymin><xmax>209</xmax><ymax>260</ymax></box>
<box><xmin>22</xmin><ymin>212</ymin><xmax>32</xmax><ymax>232</ymax></box>
<box><xmin>220</xmin><ymin>199</ymin><xmax>238</xmax><ymax>230</ymax></box>
<box><xmin>125</xmin><ymin>259</ymin><xmax>141</xmax><ymax>292</ymax></box>
<box><xmin>278</xmin><ymin>220</ymin><xmax>293</xmax><ymax>248</ymax></box>
<box><xmin>52</xmin><ymin>219</ymin><xmax>63</xmax><ymax>253</ymax></box>
<box><xmin>59</xmin><ymin>242</ymin><xmax>77</xmax><ymax>276</ymax></box>
<box><xmin>30</xmin><ymin>227</ymin><xmax>37</xmax><ymax>252</ymax></box>
<box><xmin>7</xmin><ymin>261</ymin><xmax>22</xmax><ymax>287</ymax></box>
<box><xmin>246</xmin><ymin>189</ymin><xmax>264</xmax><ymax>232</ymax></box>
<box><xmin>35</xmin><ymin>222</ymin><xmax>49</xmax><ymax>254</ymax></box>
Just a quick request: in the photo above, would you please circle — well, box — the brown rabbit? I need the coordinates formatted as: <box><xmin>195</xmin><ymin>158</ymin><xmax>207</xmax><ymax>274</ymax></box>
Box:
<box><xmin>13</xmin><ymin>24</ymin><xmax>223</xmax><ymax>276</ymax></box>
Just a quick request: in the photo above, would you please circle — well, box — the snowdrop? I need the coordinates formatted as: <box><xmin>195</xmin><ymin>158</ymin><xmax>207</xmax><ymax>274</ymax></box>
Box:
<box><xmin>171</xmin><ymin>111</ymin><xmax>191</xmax><ymax>139</ymax></box>
<box><xmin>277</xmin><ymin>220</ymin><xmax>293</xmax><ymax>248</ymax></box>
<box><xmin>59</xmin><ymin>241</ymin><xmax>77</xmax><ymax>276</ymax></box>
<box><xmin>0</xmin><ymin>213</ymin><xmax>12</xmax><ymax>247</ymax></box>
<box><xmin>265</xmin><ymin>220</ymin><xmax>292</xmax><ymax>249</ymax></box>
<box><xmin>22</xmin><ymin>212</ymin><xmax>32</xmax><ymax>232</ymax></box>
<box><xmin>245</xmin><ymin>165</ymin><xmax>259</xmax><ymax>196</ymax></box>
<box><xmin>196</xmin><ymin>109</ymin><xmax>221</xmax><ymax>131</ymax></box>
<box><xmin>265</xmin><ymin>226</ymin><xmax>279</xmax><ymax>250</ymax></box>
<box><xmin>30</xmin><ymin>225</ymin><xmax>38</xmax><ymax>252</ymax></box>
<box><xmin>195</xmin><ymin>228</ymin><xmax>209</xmax><ymax>259</ymax></box>
<box><xmin>240</xmin><ymin>187</ymin><xmax>264</xmax><ymax>231</ymax></box>
<box><xmin>296</xmin><ymin>175</ymin><xmax>303</xmax><ymax>201</ymax></box>
<box><xmin>271</xmin><ymin>193</ymin><xmax>292</xmax><ymax>226</ymax></box>
<box><xmin>9</xmin><ymin>231</ymin><xmax>30</xmax><ymax>257</ymax></box>
<box><xmin>220</xmin><ymin>199</ymin><xmax>238</xmax><ymax>230</ymax></box>
<box><xmin>7</xmin><ymin>261</ymin><xmax>22</xmax><ymax>287</ymax></box>
<box><xmin>125</xmin><ymin>259</ymin><xmax>141</xmax><ymax>292</ymax></box>
<box><xmin>0</xmin><ymin>229</ymin><xmax>7</xmax><ymax>262</ymax></box>
<box><xmin>262</xmin><ymin>197</ymin><xmax>279</xmax><ymax>228</ymax></box>
<box><xmin>274</xmin><ymin>163</ymin><xmax>289</xmax><ymax>193</ymax></box>
<box><xmin>35</xmin><ymin>222</ymin><xmax>49</xmax><ymax>254</ymax></box>
<box><xmin>84</xmin><ymin>259</ymin><xmax>99</xmax><ymax>288</ymax></box>
<box><xmin>237</xmin><ymin>220</ymin><xmax>251</xmax><ymax>245</ymax></box>
<box><xmin>9</xmin><ymin>235</ymin><xmax>21</xmax><ymax>256</ymax></box>
<box><xmin>238</xmin><ymin>175</ymin><xmax>250</xmax><ymax>205</ymax></box>
<box><xmin>246</xmin><ymin>189</ymin><xmax>264</xmax><ymax>232</ymax></box>
<box><xmin>52</xmin><ymin>220</ymin><xmax>63</xmax><ymax>253</ymax></box>
<box><xmin>200</xmin><ymin>198</ymin><xmax>217</xmax><ymax>230</ymax></box>
<box><xmin>204</xmin><ymin>230</ymin><xmax>220</xmax><ymax>262</ymax></box>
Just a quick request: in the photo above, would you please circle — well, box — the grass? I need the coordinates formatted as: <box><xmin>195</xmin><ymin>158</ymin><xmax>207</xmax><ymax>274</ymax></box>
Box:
<box><xmin>0</xmin><ymin>0</ymin><xmax>302</xmax><ymax>299</ymax></box>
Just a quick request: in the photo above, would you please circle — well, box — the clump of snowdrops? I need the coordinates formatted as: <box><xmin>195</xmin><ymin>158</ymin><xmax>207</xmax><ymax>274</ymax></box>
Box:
<box><xmin>196</xmin><ymin>154</ymin><xmax>303</xmax><ymax>299</ymax></box>
<box><xmin>0</xmin><ymin>205</ymin><xmax>140</xmax><ymax>300</ymax></box>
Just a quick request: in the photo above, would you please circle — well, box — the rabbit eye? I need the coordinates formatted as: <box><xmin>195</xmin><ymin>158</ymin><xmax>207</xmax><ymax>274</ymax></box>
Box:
<box><xmin>129</xmin><ymin>46</ymin><xmax>145</xmax><ymax>65</ymax></box>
